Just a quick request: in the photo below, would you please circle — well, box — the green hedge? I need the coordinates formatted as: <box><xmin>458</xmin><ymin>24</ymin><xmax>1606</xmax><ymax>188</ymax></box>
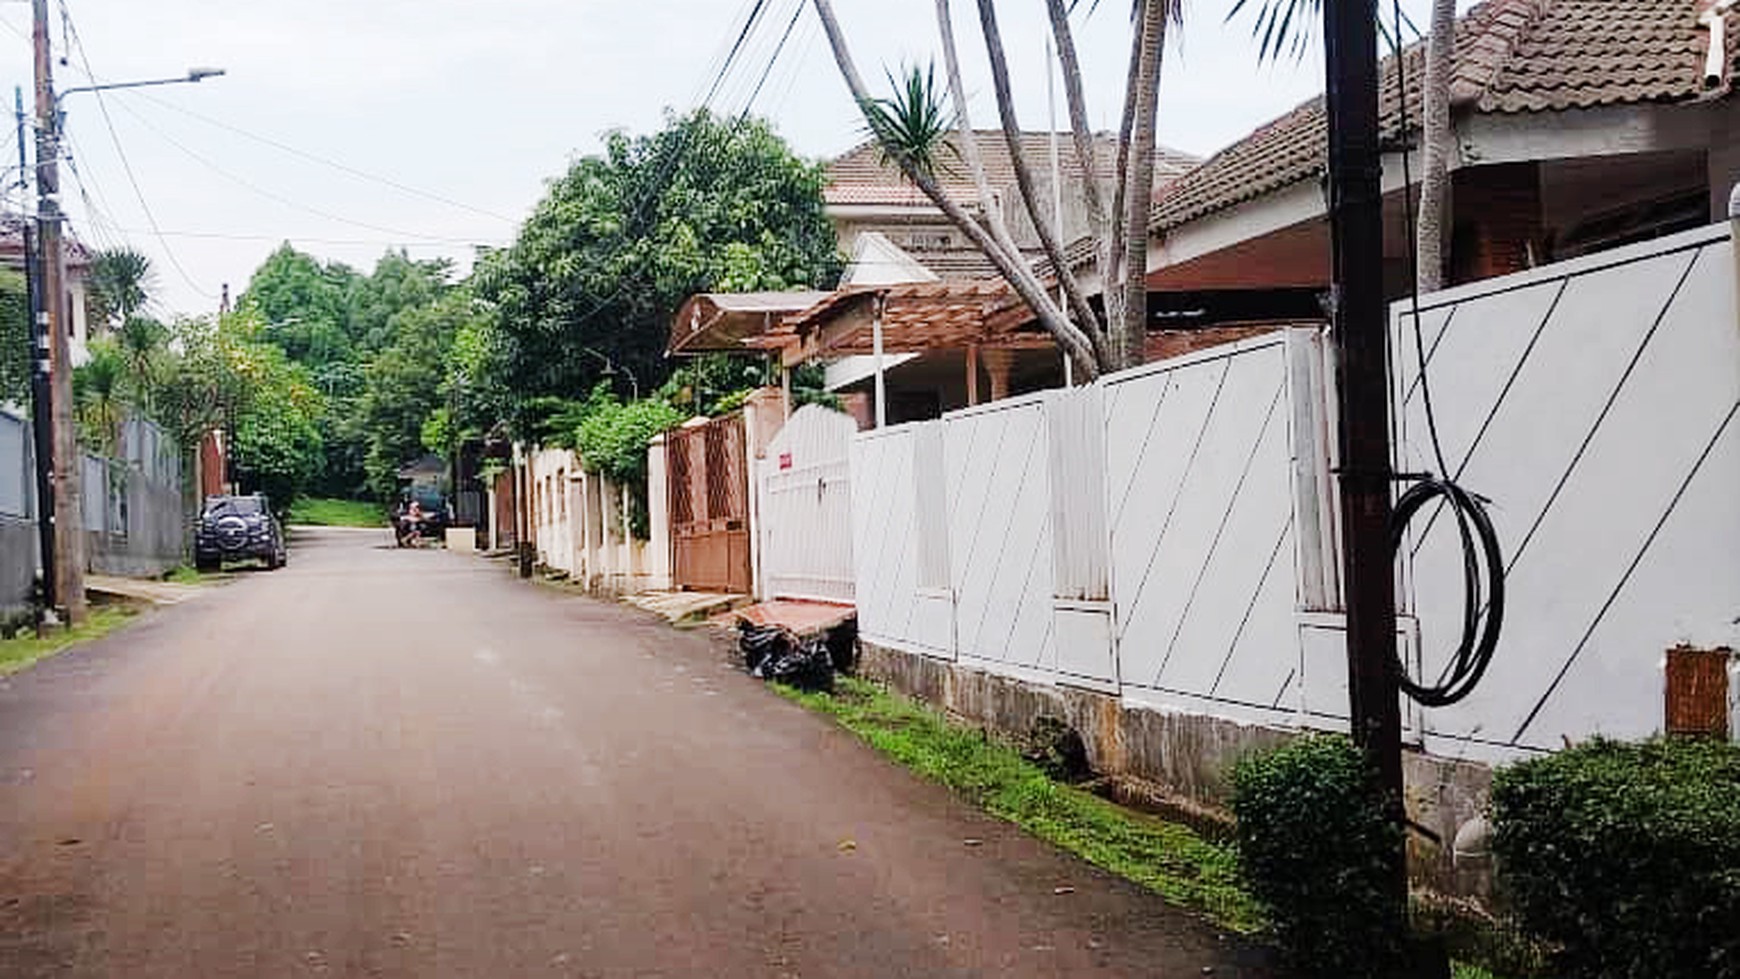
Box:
<box><xmin>1231</xmin><ymin>734</ymin><xmax>1409</xmax><ymax>977</ymax></box>
<box><xmin>1490</xmin><ymin>737</ymin><xmax>1740</xmax><ymax>979</ymax></box>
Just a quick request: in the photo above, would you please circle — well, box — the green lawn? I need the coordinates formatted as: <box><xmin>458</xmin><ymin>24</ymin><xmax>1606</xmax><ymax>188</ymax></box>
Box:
<box><xmin>0</xmin><ymin>605</ymin><xmax>140</xmax><ymax>676</ymax></box>
<box><xmin>777</xmin><ymin>676</ymin><xmax>1529</xmax><ymax>977</ymax></box>
<box><xmin>775</xmin><ymin>677</ymin><xmax>1265</xmax><ymax>933</ymax></box>
<box><xmin>288</xmin><ymin>497</ymin><xmax>387</xmax><ymax>528</ymax></box>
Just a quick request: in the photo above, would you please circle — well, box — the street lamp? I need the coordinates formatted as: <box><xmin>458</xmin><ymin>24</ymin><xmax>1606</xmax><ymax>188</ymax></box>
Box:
<box><xmin>57</xmin><ymin>68</ymin><xmax>226</xmax><ymax>106</ymax></box>
<box><xmin>28</xmin><ymin>56</ymin><xmax>225</xmax><ymax>624</ymax></box>
<box><xmin>581</xmin><ymin>347</ymin><xmax>639</xmax><ymax>400</ymax></box>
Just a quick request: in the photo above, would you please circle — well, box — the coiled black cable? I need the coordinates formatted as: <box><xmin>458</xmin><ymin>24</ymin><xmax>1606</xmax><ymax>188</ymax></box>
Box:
<box><xmin>1387</xmin><ymin>0</ymin><xmax>1506</xmax><ymax>709</ymax></box>
<box><xmin>1389</xmin><ymin>476</ymin><xmax>1504</xmax><ymax>707</ymax></box>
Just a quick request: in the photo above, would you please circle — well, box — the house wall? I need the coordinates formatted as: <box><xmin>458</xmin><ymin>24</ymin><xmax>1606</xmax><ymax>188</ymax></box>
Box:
<box><xmin>521</xmin><ymin>443</ymin><xmax>655</xmax><ymax>594</ymax></box>
<box><xmin>845</xmin><ymin>222</ymin><xmax>1740</xmax><ymax>893</ymax></box>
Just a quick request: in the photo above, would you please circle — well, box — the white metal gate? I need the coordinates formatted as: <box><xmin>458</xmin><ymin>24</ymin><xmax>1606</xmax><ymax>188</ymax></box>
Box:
<box><xmin>757</xmin><ymin>405</ymin><xmax>857</xmax><ymax>602</ymax></box>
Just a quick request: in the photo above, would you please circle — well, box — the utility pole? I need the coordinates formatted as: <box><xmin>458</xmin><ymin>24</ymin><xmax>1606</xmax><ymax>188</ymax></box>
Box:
<box><xmin>1323</xmin><ymin>0</ymin><xmax>1408</xmax><ymax>940</ymax></box>
<box><xmin>32</xmin><ymin>0</ymin><xmax>84</xmax><ymax>623</ymax></box>
<box><xmin>15</xmin><ymin>87</ymin><xmax>56</xmax><ymax>616</ymax></box>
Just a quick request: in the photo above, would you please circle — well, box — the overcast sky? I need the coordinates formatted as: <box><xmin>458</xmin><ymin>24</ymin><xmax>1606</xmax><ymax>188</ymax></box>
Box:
<box><xmin>0</xmin><ymin>0</ymin><xmax>1453</xmax><ymax>317</ymax></box>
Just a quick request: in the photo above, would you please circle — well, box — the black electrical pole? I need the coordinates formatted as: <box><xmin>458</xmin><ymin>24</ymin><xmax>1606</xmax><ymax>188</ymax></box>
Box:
<box><xmin>1322</xmin><ymin>0</ymin><xmax>1408</xmax><ymax>917</ymax></box>
<box><xmin>14</xmin><ymin>86</ymin><xmax>55</xmax><ymax>613</ymax></box>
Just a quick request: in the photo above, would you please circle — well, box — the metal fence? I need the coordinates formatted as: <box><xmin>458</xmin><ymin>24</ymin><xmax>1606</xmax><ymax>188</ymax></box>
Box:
<box><xmin>0</xmin><ymin>412</ymin><xmax>185</xmax><ymax>611</ymax></box>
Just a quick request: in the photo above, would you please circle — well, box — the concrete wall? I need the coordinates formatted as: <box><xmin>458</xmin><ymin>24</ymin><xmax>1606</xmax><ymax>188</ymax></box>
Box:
<box><xmin>0</xmin><ymin>515</ymin><xmax>36</xmax><ymax>617</ymax></box>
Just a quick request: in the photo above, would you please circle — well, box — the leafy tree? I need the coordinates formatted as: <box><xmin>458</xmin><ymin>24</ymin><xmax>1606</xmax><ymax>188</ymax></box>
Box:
<box><xmin>346</xmin><ymin>251</ymin><xmax>452</xmax><ymax>353</ymax></box>
<box><xmin>358</xmin><ymin>290</ymin><xmax>486</xmax><ymax>498</ymax></box>
<box><xmin>474</xmin><ymin>108</ymin><xmax>841</xmax><ymax>425</ymax></box>
<box><xmin>0</xmin><ymin>270</ymin><xmax>27</xmax><ymax>407</ymax></box>
<box><xmin>86</xmin><ymin>247</ymin><xmax>156</xmax><ymax>327</ymax></box>
<box><xmin>144</xmin><ymin>311</ymin><xmax>325</xmax><ymax>511</ymax></box>
<box><xmin>241</xmin><ymin>244</ymin><xmax>358</xmax><ymax>368</ymax></box>
<box><xmin>72</xmin><ymin>340</ymin><xmax>127</xmax><ymax>454</ymax></box>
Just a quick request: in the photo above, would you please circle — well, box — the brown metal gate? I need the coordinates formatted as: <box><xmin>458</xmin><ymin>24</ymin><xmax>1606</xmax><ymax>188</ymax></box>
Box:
<box><xmin>668</xmin><ymin>413</ymin><xmax>752</xmax><ymax>593</ymax></box>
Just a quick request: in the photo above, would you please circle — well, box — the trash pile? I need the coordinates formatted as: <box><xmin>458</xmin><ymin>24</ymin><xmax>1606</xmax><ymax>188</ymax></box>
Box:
<box><xmin>737</xmin><ymin>617</ymin><xmax>857</xmax><ymax>693</ymax></box>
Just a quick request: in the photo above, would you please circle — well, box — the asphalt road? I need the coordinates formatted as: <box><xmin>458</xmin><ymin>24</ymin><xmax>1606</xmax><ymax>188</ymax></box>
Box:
<box><xmin>0</xmin><ymin>527</ymin><xmax>1271</xmax><ymax>977</ymax></box>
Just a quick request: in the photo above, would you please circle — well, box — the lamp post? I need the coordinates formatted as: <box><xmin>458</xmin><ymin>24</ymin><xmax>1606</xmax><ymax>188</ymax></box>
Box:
<box><xmin>581</xmin><ymin>347</ymin><xmax>639</xmax><ymax>400</ymax></box>
<box><xmin>33</xmin><ymin>0</ymin><xmax>222</xmax><ymax>624</ymax></box>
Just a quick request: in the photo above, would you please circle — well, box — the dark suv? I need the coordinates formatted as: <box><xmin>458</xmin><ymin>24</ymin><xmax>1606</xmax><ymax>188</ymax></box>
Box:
<box><xmin>195</xmin><ymin>494</ymin><xmax>287</xmax><ymax>571</ymax></box>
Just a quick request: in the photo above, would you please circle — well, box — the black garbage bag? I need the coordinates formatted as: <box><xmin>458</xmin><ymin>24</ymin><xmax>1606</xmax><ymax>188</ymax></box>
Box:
<box><xmin>757</xmin><ymin>634</ymin><xmax>835</xmax><ymax>693</ymax></box>
<box><xmin>738</xmin><ymin>621</ymin><xmax>794</xmax><ymax>674</ymax></box>
<box><xmin>822</xmin><ymin>617</ymin><xmax>859</xmax><ymax>676</ymax></box>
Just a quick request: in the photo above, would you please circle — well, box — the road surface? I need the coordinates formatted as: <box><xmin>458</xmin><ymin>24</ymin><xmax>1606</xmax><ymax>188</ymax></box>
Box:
<box><xmin>0</xmin><ymin>527</ymin><xmax>1270</xmax><ymax>977</ymax></box>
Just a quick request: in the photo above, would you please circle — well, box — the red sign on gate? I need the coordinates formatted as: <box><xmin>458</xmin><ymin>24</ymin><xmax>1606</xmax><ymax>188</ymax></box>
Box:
<box><xmin>778</xmin><ymin>451</ymin><xmax>793</xmax><ymax>471</ymax></box>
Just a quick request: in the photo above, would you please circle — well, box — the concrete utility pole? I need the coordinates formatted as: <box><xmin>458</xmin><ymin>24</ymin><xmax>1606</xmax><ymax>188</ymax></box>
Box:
<box><xmin>32</xmin><ymin>0</ymin><xmax>85</xmax><ymax>623</ymax></box>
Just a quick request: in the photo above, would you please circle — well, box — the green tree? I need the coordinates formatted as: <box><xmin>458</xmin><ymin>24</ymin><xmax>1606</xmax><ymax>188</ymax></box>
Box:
<box><xmin>474</xmin><ymin>108</ymin><xmax>840</xmax><ymax>424</ymax></box>
<box><xmin>358</xmin><ymin>290</ymin><xmax>486</xmax><ymax>498</ymax></box>
<box><xmin>86</xmin><ymin>247</ymin><xmax>156</xmax><ymax>328</ymax></box>
<box><xmin>144</xmin><ymin>311</ymin><xmax>325</xmax><ymax>511</ymax></box>
<box><xmin>0</xmin><ymin>270</ymin><xmax>27</xmax><ymax>407</ymax></box>
<box><xmin>241</xmin><ymin>243</ymin><xmax>358</xmax><ymax>368</ymax></box>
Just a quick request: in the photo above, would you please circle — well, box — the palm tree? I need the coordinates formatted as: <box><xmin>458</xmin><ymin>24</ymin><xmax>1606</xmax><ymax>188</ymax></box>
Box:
<box><xmin>809</xmin><ymin>0</ymin><xmax>1180</xmax><ymax>378</ymax></box>
<box><xmin>87</xmin><ymin>248</ymin><xmax>156</xmax><ymax>328</ymax></box>
<box><xmin>1231</xmin><ymin>0</ymin><xmax>1457</xmax><ymax>293</ymax></box>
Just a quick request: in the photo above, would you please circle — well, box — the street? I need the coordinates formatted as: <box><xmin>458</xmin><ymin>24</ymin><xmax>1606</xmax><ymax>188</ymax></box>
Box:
<box><xmin>0</xmin><ymin>528</ymin><xmax>1268</xmax><ymax>977</ymax></box>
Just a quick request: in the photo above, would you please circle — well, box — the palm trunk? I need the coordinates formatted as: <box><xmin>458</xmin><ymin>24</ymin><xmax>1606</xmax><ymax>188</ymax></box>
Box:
<box><xmin>1416</xmin><ymin>0</ymin><xmax>1455</xmax><ymax>293</ymax></box>
<box><xmin>809</xmin><ymin>0</ymin><xmax>1100</xmax><ymax>378</ymax></box>
<box><xmin>971</xmin><ymin>0</ymin><xmax>1106</xmax><ymax>351</ymax></box>
<box><xmin>1116</xmin><ymin>0</ymin><xmax>1173</xmax><ymax>370</ymax></box>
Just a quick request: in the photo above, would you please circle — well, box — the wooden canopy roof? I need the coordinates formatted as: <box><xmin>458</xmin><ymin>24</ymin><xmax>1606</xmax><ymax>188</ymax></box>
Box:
<box><xmin>755</xmin><ymin>281</ymin><xmax>1054</xmax><ymax>368</ymax></box>
<box><xmin>668</xmin><ymin>290</ymin><xmax>834</xmax><ymax>356</ymax></box>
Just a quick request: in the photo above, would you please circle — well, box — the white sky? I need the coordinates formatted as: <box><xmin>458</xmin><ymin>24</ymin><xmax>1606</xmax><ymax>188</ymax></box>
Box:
<box><xmin>0</xmin><ymin>0</ymin><xmax>1453</xmax><ymax>317</ymax></box>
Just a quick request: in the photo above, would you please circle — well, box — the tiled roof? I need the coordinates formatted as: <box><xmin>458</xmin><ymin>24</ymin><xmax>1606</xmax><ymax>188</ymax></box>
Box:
<box><xmin>826</xmin><ymin>130</ymin><xmax>1199</xmax><ymax>208</ymax></box>
<box><xmin>1151</xmin><ymin>0</ymin><xmax>1737</xmax><ymax>232</ymax></box>
<box><xmin>0</xmin><ymin>213</ymin><xmax>92</xmax><ymax>269</ymax></box>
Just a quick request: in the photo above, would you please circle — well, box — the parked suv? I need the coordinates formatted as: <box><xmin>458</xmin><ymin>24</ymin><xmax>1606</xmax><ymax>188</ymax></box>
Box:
<box><xmin>195</xmin><ymin>494</ymin><xmax>287</xmax><ymax>571</ymax></box>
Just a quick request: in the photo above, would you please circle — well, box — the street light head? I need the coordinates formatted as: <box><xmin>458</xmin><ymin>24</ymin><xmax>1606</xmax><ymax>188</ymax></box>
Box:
<box><xmin>187</xmin><ymin>67</ymin><xmax>226</xmax><ymax>82</ymax></box>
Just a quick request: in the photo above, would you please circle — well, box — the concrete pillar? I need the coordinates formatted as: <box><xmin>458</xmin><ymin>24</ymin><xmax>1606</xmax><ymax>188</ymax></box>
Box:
<box><xmin>983</xmin><ymin>348</ymin><xmax>1016</xmax><ymax>402</ymax></box>
<box><xmin>647</xmin><ymin>433</ymin><xmax>672</xmax><ymax>590</ymax></box>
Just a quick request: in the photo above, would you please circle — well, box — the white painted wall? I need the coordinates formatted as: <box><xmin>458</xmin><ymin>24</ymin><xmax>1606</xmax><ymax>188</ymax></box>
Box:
<box><xmin>846</xmin><ymin>222</ymin><xmax>1740</xmax><ymax>764</ymax></box>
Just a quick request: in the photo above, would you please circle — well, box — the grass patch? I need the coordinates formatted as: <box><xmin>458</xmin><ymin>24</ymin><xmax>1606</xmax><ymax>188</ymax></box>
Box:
<box><xmin>775</xmin><ymin>676</ymin><xmax>1265</xmax><ymax>933</ymax></box>
<box><xmin>0</xmin><ymin>604</ymin><xmax>141</xmax><ymax>676</ymax></box>
<box><xmin>778</xmin><ymin>677</ymin><xmax>1529</xmax><ymax>977</ymax></box>
<box><xmin>288</xmin><ymin>496</ymin><xmax>386</xmax><ymax>528</ymax></box>
<box><xmin>162</xmin><ymin>564</ymin><xmax>221</xmax><ymax>585</ymax></box>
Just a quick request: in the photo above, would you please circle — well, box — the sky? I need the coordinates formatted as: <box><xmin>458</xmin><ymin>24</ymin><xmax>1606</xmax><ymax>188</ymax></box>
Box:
<box><xmin>0</xmin><ymin>0</ymin><xmax>1453</xmax><ymax>317</ymax></box>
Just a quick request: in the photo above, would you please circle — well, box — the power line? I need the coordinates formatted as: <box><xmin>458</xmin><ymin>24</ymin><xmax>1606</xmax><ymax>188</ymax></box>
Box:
<box><xmin>106</xmin><ymin>94</ymin><xmax>500</xmax><ymax>246</ymax></box>
<box><xmin>57</xmin><ymin>1</ymin><xmax>213</xmax><ymax>298</ymax></box>
<box><xmin>100</xmin><ymin>226</ymin><xmax>505</xmax><ymax>248</ymax></box>
<box><xmin>120</xmin><ymin>89</ymin><xmax>521</xmax><ymax>226</ymax></box>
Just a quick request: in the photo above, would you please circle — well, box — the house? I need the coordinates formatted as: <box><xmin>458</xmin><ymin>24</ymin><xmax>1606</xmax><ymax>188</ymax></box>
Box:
<box><xmin>0</xmin><ymin>215</ymin><xmax>96</xmax><ymax>369</ymax></box>
<box><xmin>762</xmin><ymin>0</ymin><xmax>1740</xmax><ymax>424</ymax></box>
<box><xmin>1138</xmin><ymin>0</ymin><xmax>1740</xmax><ymax>307</ymax></box>
<box><xmin>816</xmin><ymin>133</ymin><xmax>1201</xmax><ymax>418</ymax></box>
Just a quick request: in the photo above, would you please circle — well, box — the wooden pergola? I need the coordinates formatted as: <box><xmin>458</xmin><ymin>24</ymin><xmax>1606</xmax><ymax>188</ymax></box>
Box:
<box><xmin>754</xmin><ymin>281</ymin><xmax>1055</xmax><ymax>423</ymax></box>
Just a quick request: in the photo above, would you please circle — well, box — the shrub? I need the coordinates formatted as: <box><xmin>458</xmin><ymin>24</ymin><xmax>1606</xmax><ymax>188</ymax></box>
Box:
<box><xmin>1490</xmin><ymin>737</ymin><xmax>1740</xmax><ymax>979</ymax></box>
<box><xmin>1231</xmin><ymin>733</ymin><xmax>1408</xmax><ymax>977</ymax></box>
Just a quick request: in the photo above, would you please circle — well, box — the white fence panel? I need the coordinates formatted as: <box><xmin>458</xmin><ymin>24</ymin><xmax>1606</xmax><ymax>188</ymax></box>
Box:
<box><xmin>945</xmin><ymin>396</ymin><xmax>1057</xmax><ymax>677</ymax></box>
<box><xmin>1395</xmin><ymin>223</ymin><xmax>1740</xmax><ymax>759</ymax></box>
<box><xmin>849</xmin><ymin>424</ymin><xmax>953</xmax><ymax>656</ymax></box>
<box><xmin>758</xmin><ymin>406</ymin><xmax>856</xmax><ymax>603</ymax></box>
<box><xmin>1106</xmin><ymin>337</ymin><xmax>1301</xmax><ymax>724</ymax></box>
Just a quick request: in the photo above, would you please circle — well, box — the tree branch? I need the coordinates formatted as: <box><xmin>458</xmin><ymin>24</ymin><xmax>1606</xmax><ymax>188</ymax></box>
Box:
<box><xmin>972</xmin><ymin>0</ymin><xmax>1107</xmax><ymax>352</ymax></box>
<box><xmin>809</xmin><ymin>0</ymin><xmax>1100</xmax><ymax>378</ymax></box>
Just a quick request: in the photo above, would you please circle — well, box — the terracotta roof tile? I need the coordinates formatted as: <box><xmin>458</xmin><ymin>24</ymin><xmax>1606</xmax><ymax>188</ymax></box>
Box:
<box><xmin>1151</xmin><ymin>0</ymin><xmax>1734</xmax><ymax>232</ymax></box>
<box><xmin>826</xmin><ymin>130</ymin><xmax>1199</xmax><ymax>209</ymax></box>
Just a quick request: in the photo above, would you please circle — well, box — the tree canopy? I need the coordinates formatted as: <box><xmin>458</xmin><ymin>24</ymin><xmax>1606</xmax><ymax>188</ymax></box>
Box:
<box><xmin>474</xmin><ymin>108</ymin><xmax>840</xmax><ymax>421</ymax></box>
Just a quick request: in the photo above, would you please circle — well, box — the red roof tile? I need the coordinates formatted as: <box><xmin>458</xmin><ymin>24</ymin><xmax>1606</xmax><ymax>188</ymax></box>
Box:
<box><xmin>1151</xmin><ymin>0</ymin><xmax>1736</xmax><ymax>232</ymax></box>
<box><xmin>826</xmin><ymin>130</ymin><xmax>1199</xmax><ymax>209</ymax></box>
